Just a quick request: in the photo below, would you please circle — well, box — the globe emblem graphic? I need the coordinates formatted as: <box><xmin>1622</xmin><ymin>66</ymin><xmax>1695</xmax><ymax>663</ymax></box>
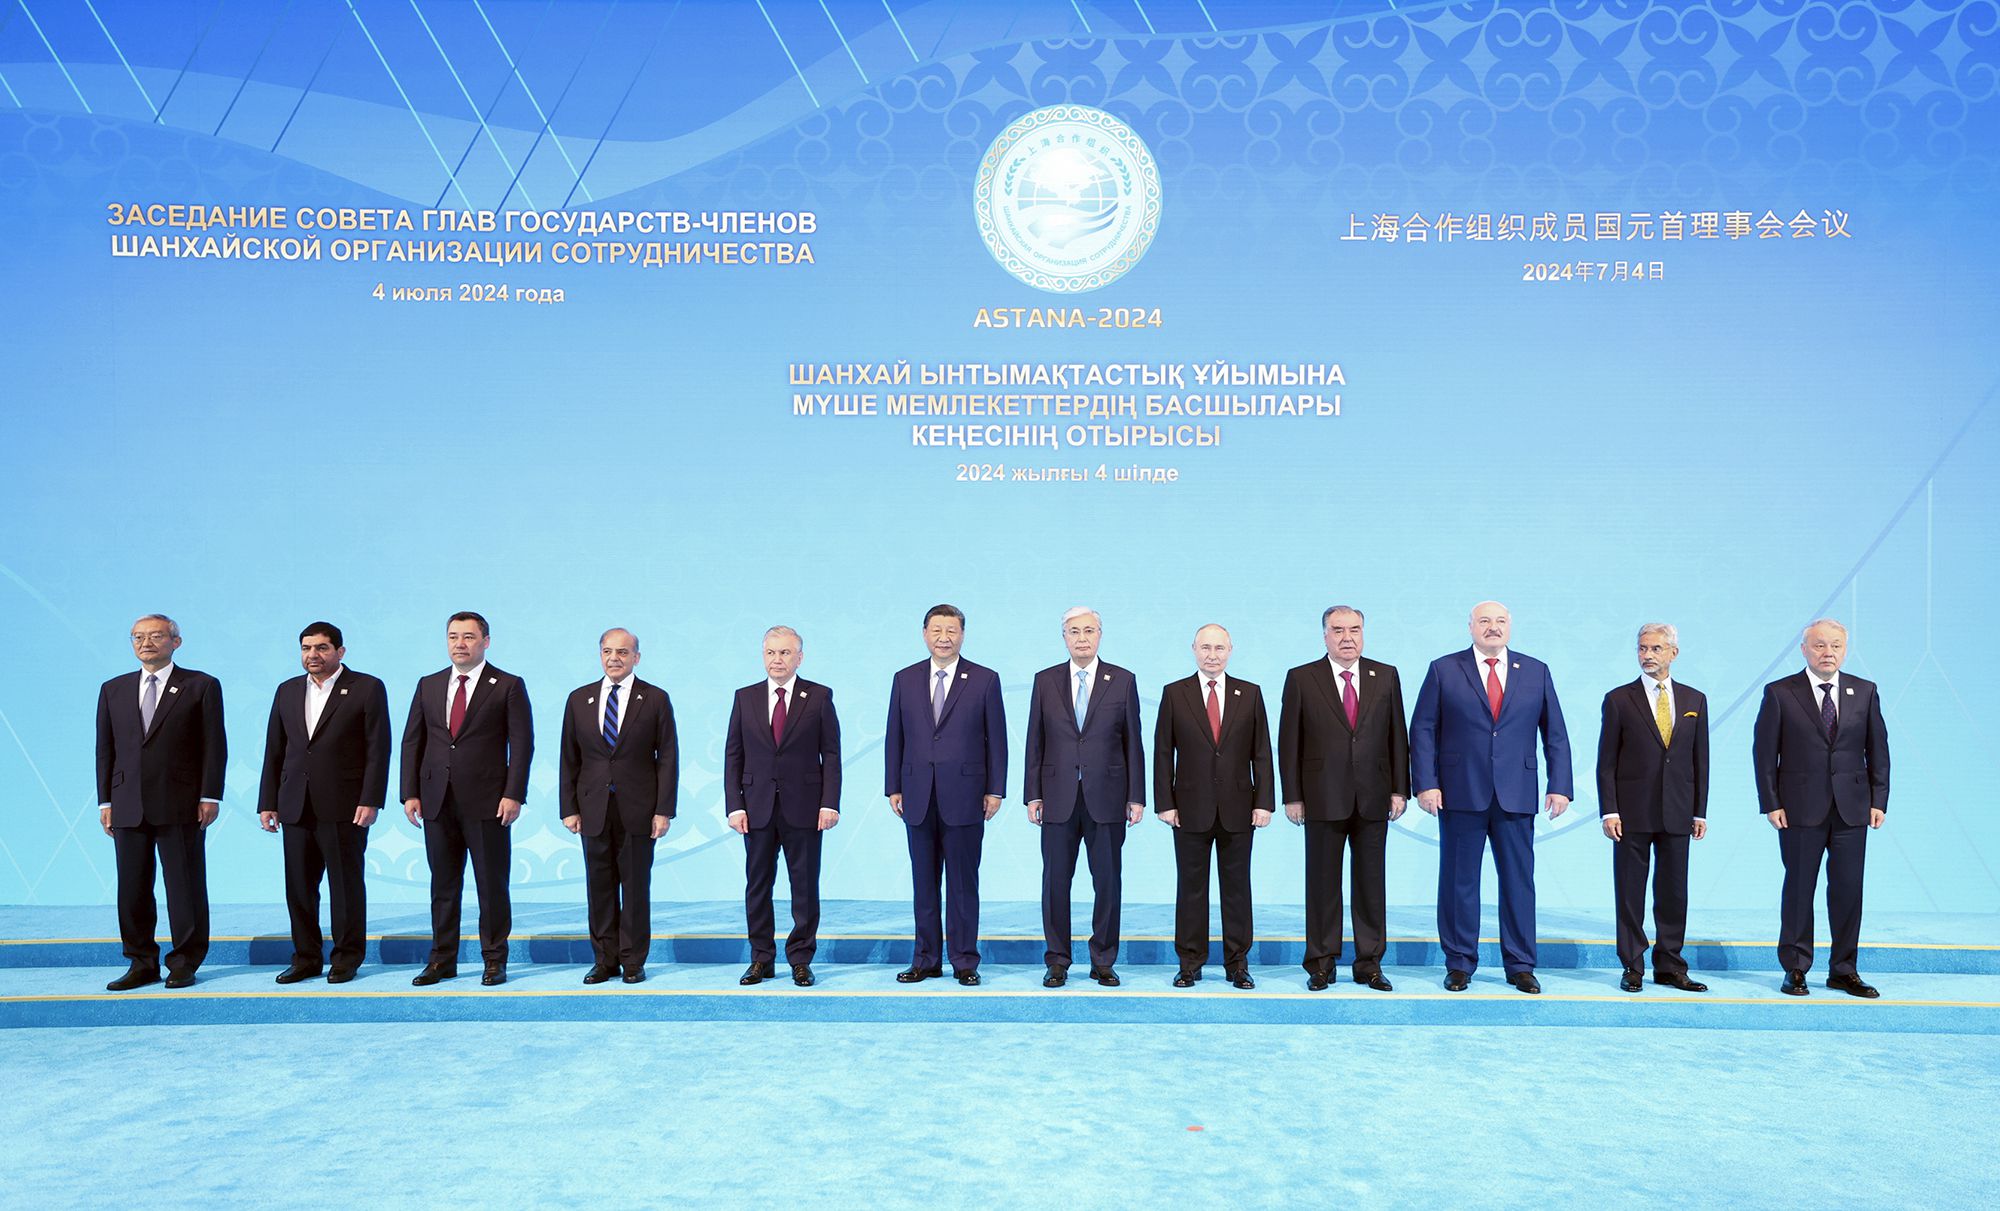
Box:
<box><xmin>974</xmin><ymin>106</ymin><xmax>1163</xmax><ymax>294</ymax></box>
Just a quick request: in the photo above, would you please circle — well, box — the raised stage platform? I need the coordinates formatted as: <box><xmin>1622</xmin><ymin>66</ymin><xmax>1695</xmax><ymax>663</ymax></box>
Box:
<box><xmin>8</xmin><ymin>902</ymin><xmax>1998</xmax><ymax>1034</ymax></box>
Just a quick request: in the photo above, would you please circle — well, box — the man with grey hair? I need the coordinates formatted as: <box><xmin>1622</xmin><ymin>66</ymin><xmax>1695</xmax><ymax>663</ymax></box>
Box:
<box><xmin>559</xmin><ymin>627</ymin><xmax>677</xmax><ymax>984</ymax></box>
<box><xmin>97</xmin><ymin>614</ymin><xmax>226</xmax><ymax>990</ymax></box>
<box><xmin>1026</xmin><ymin>607</ymin><xmax>1146</xmax><ymax>987</ymax></box>
<box><xmin>1597</xmin><ymin>623</ymin><xmax>1710</xmax><ymax>993</ymax></box>
<box><xmin>725</xmin><ymin>625</ymin><xmax>842</xmax><ymax>987</ymax></box>
<box><xmin>1410</xmin><ymin>601</ymin><xmax>1573</xmax><ymax>993</ymax></box>
<box><xmin>1753</xmin><ymin>618</ymin><xmax>1890</xmax><ymax>997</ymax></box>
<box><xmin>1279</xmin><ymin>605</ymin><xmax>1408</xmax><ymax>991</ymax></box>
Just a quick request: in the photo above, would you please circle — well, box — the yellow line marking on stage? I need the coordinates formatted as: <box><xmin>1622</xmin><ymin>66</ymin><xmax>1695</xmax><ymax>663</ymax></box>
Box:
<box><xmin>8</xmin><ymin>934</ymin><xmax>1998</xmax><ymax>950</ymax></box>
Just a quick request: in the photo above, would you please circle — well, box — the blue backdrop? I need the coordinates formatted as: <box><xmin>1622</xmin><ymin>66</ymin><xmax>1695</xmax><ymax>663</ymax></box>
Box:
<box><xmin>2</xmin><ymin>0</ymin><xmax>1995</xmax><ymax>916</ymax></box>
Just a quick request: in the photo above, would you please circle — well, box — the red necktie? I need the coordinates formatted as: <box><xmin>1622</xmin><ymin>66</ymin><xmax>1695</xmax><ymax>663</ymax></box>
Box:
<box><xmin>772</xmin><ymin>686</ymin><xmax>788</xmax><ymax>746</ymax></box>
<box><xmin>1484</xmin><ymin>658</ymin><xmax>1503</xmax><ymax>720</ymax></box>
<box><xmin>1205</xmin><ymin>679</ymin><xmax>1222</xmax><ymax>744</ymax></box>
<box><xmin>449</xmin><ymin>674</ymin><xmax>469</xmax><ymax>737</ymax></box>
<box><xmin>1341</xmin><ymin>669</ymin><xmax>1359</xmax><ymax>729</ymax></box>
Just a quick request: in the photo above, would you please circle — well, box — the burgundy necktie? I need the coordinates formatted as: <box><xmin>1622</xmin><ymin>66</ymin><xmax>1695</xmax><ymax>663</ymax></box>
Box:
<box><xmin>772</xmin><ymin>686</ymin><xmax>788</xmax><ymax>746</ymax></box>
<box><xmin>1341</xmin><ymin>669</ymin><xmax>1359</xmax><ymax>729</ymax></box>
<box><xmin>1484</xmin><ymin>658</ymin><xmax>1504</xmax><ymax>720</ymax></box>
<box><xmin>449</xmin><ymin>673</ymin><xmax>469</xmax><ymax>737</ymax></box>
<box><xmin>1205</xmin><ymin>679</ymin><xmax>1222</xmax><ymax>744</ymax></box>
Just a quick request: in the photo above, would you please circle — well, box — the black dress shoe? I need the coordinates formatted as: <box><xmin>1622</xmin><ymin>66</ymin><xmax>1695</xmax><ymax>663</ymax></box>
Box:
<box><xmin>896</xmin><ymin>965</ymin><xmax>943</xmax><ymax>984</ymax></box>
<box><xmin>481</xmin><ymin>963</ymin><xmax>507</xmax><ymax>986</ymax></box>
<box><xmin>275</xmin><ymin>964</ymin><xmax>322</xmax><ymax>985</ymax></box>
<box><xmin>1620</xmin><ymin>968</ymin><xmax>1643</xmax><ymax>993</ymax></box>
<box><xmin>622</xmin><ymin>967</ymin><xmax>645</xmax><ymax>984</ymax></box>
<box><xmin>740</xmin><ymin>961</ymin><xmax>776</xmax><ymax>986</ymax></box>
<box><xmin>1827</xmin><ymin>972</ymin><xmax>1880</xmax><ymax>999</ymax></box>
<box><xmin>164</xmin><ymin>970</ymin><xmax>197</xmax><ymax>989</ymax></box>
<box><xmin>1226</xmin><ymin>968</ymin><xmax>1255</xmax><ymax>990</ymax></box>
<box><xmin>955</xmin><ymin>970</ymin><xmax>980</xmax><ymax>986</ymax></box>
<box><xmin>1043</xmin><ymin>966</ymin><xmax>1068</xmax><ymax>988</ymax></box>
<box><xmin>1654</xmin><ymin>972</ymin><xmax>1709</xmax><ymax>993</ymax></box>
<box><xmin>1089</xmin><ymin>966</ymin><xmax>1120</xmax><ymax>987</ymax></box>
<box><xmin>106</xmin><ymin>965</ymin><xmax>159</xmax><ymax>992</ymax></box>
<box><xmin>327</xmin><ymin>967</ymin><xmax>357</xmax><ymax>985</ymax></box>
<box><xmin>1781</xmin><ymin>969</ymin><xmax>1809</xmax><ymax>996</ymax></box>
<box><xmin>1173</xmin><ymin>969</ymin><xmax>1200</xmax><ymax>988</ymax></box>
<box><xmin>1507</xmin><ymin>971</ymin><xmax>1541</xmax><ymax>995</ymax></box>
<box><xmin>1306</xmin><ymin>970</ymin><xmax>1330</xmax><ymax>991</ymax></box>
<box><xmin>411</xmin><ymin>963</ymin><xmax>457</xmax><ymax>987</ymax></box>
<box><xmin>791</xmin><ymin>964</ymin><xmax>814</xmax><ymax>987</ymax></box>
<box><xmin>584</xmin><ymin>965</ymin><xmax>618</xmax><ymax>985</ymax></box>
<box><xmin>1444</xmin><ymin>969</ymin><xmax>1471</xmax><ymax>992</ymax></box>
<box><xmin>1363</xmin><ymin>973</ymin><xmax>1394</xmax><ymax>992</ymax></box>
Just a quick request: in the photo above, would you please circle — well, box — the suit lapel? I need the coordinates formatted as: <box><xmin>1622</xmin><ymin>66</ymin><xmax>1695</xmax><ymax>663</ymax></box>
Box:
<box><xmin>1305</xmin><ymin>660</ymin><xmax>1348</xmax><ymax>733</ymax></box>
<box><xmin>1785</xmin><ymin>674</ymin><xmax>1831</xmax><ymax>745</ymax></box>
<box><xmin>1458</xmin><ymin>651</ymin><xmax>1489</xmax><ymax>713</ymax></box>
<box><xmin>1625</xmin><ymin>681</ymin><xmax>1665</xmax><ymax>750</ymax></box>
<box><xmin>755</xmin><ymin>684</ymin><xmax>778</xmax><ymax>749</ymax></box>
<box><xmin>934</xmin><ymin>664</ymin><xmax>971</xmax><ymax>730</ymax></box>
<box><xmin>459</xmin><ymin>668</ymin><xmax>503</xmax><ymax>734</ymax></box>
<box><xmin>310</xmin><ymin>673</ymin><xmax>348</xmax><ymax>736</ymax></box>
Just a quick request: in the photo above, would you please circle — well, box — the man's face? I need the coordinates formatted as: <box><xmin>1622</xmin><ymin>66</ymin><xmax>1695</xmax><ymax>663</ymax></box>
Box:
<box><xmin>764</xmin><ymin>633</ymin><xmax>803</xmax><ymax>682</ymax></box>
<box><xmin>925</xmin><ymin>616</ymin><xmax>963</xmax><ymax>663</ymax></box>
<box><xmin>600</xmin><ymin>630</ymin><xmax>640</xmax><ymax>681</ymax></box>
<box><xmin>447</xmin><ymin>621</ymin><xmax>490</xmax><ymax>670</ymax></box>
<box><xmin>1323</xmin><ymin>611</ymin><xmax>1365</xmax><ymax>664</ymax></box>
<box><xmin>130</xmin><ymin>618</ymin><xmax>180</xmax><ymax>671</ymax></box>
<box><xmin>1637</xmin><ymin>633</ymin><xmax>1677</xmax><ymax>679</ymax></box>
<box><xmin>300</xmin><ymin>632</ymin><xmax>344</xmax><ymax>680</ymax></box>
<box><xmin>1470</xmin><ymin>603</ymin><xmax>1511</xmax><ymax>654</ymax></box>
<box><xmin>1802</xmin><ymin>625</ymin><xmax>1847</xmax><ymax>677</ymax></box>
<box><xmin>1193</xmin><ymin>626</ymin><xmax>1232</xmax><ymax>677</ymax></box>
<box><xmin>1064</xmin><ymin>614</ymin><xmax>1102</xmax><ymax>665</ymax></box>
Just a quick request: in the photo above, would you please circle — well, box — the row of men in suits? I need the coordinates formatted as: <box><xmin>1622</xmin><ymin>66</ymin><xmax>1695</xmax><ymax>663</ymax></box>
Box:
<box><xmin>94</xmin><ymin>605</ymin><xmax>1889</xmax><ymax>999</ymax></box>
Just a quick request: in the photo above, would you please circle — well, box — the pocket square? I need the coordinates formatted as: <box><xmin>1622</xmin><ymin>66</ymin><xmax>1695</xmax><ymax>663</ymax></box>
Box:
<box><xmin>1682</xmin><ymin>711</ymin><xmax>1697</xmax><ymax>718</ymax></box>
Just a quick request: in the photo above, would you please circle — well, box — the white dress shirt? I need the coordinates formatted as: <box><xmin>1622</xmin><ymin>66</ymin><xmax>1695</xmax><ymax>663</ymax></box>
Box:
<box><xmin>305</xmin><ymin>666</ymin><xmax>344</xmax><ymax>738</ymax></box>
<box><xmin>928</xmin><ymin>658</ymin><xmax>960</xmax><ymax>713</ymax></box>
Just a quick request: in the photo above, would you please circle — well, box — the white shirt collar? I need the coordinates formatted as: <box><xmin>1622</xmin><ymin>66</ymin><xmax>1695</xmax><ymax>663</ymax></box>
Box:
<box><xmin>141</xmin><ymin>661</ymin><xmax>176</xmax><ymax>683</ymax></box>
<box><xmin>309</xmin><ymin>665</ymin><xmax>345</xmax><ymax>690</ymax></box>
<box><xmin>1807</xmin><ymin>668</ymin><xmax>1839</xmax><ymax>693</ymax></box>
<box><xmin>1327</xmin><ymin>656</ymin><xmax>1360</xmax><ymax>678</ymax></box>
<box><xmin>769</xmin><ymin>676</ymin><xmax>798</xmax><ymax>696</ymax></box>
<box><xmin>451</xmin><ymin>660</ymin><xmax>488</xmax><ymax>685</ymax></box>
<box><xmin>1070</xmin><ymin>658</ymin><xmax>1100</xmax><ymax>685</ymax></box>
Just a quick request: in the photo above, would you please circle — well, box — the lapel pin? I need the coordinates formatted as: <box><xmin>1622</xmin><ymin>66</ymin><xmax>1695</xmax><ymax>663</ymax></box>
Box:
<box><xmin>1845</xmin><ymin>687</ymin><xmax>1854</xmax><ymax>696</ymax></box>
<box><xmin>1232</xmin><ymin>689</ymin><xmax>1241</xmax><ymax>696</ymax></box>
<box><xmin>587</xmin><ymin>697</ymin><xmax>596</xmax><ymax>705</ymax></box>
<box><xmin>797</xmin><ymin>691</ymin><xmax>807</xmax><ymax>699</ymax></box>
<box><xmin>1512</xmin><ymin>663</ymin><xmax>1521</xmax><ymax>670</ymax></box>
<box><xmin>960</xmin><ymin>672</ymin><xmax>969</xmax><ymax>680</ymax></box>
<box><xmin>1367</xmin><ymin>670</ymin><xmax>1376</xmax><ymax>677</ymax></box>
<box><xmin>339</xmin><ymin>689</ymin><xmax>348</xmax><ymax>696</ymax></box>
<box><xmin>169</xmin><ymin>686</ymin><xmax>180</xmax><ymax>694</ymax></box>
<box><xmin>636</xmin><ymin>693</ymin><xmax>645</xmax><ymax>701</ymax></box>
<box><xmin>488</xmin><ymin>678</ymin><xmax>498</xmax><ymax>686</ymax></box>
<box><xmin>1101</xmin><ymin>674</ymin><xmax>1111</xmax><ymax>683</ymax></box>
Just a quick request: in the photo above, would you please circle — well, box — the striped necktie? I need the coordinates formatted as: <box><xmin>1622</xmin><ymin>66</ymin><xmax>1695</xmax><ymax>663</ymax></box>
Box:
<box><xmin>603</xmin><ymin>682</ymin><xmax>621</xmax><ymax>748</ymax></box>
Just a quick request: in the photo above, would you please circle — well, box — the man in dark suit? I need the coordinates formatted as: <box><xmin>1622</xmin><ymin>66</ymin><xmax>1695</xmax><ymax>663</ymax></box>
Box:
<box><xmin>725</xmin><ymin>625</ymin><xmax>841</xmax><ymax>987</ymax></box>
<box><xmin>1753</xmin><ymin>618</ymin><xmax>1890</xmax><ymax>998</ymax></box>
<box><xmin>1026</xmin><ymin>607</ymin><xmax>1145</xmax><ymax>988</ymax></box>
<box><xmin>884</xmin><ymin>604</ymin><xmax>1007</xmax><ymax>986</ymax></box>
<box><xmin>558</xmin><ymin>627</ymin><xmax>676</xmax><ymax>985</ymax></box>
<box><xmin>1598</xmin><ymin>623</ymin><xmax>1710</xmax><ymax>993</ymax></box>
<box><xmin>1279</xmin><ymin>605</ymin><xmax>1409</xmax><ymax>992</ymax></box>
<box><xmin>96</xmin><ymin>614</ymin><xmax>226</xmax><ymax>990</ymax></box>
<box><xmin>256</xmin><ymin>621</ymin><xmax>391</xmax><ymax>984</ymax></box>
<box><xmin>401</xmin><ymin>611</ymin><xmax>533</xmax><ymax>987</ymax></box>
<box><xmin>1155</xmin><ymin>623</ymin><xmax>1273</xmax><ymax>989</ymax></box>
<box><xmin>1411</xmin><ymin>601</ymin><xmax>1573</xmax><ymax>994</ymax></box>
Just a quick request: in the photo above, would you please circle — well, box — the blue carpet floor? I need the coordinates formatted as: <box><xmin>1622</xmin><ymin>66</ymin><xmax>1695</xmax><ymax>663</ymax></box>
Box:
<box><xmin>5</xmin><ymin>1020</ymin><xmax>1998</xmax><ymax>1209</ymax></box>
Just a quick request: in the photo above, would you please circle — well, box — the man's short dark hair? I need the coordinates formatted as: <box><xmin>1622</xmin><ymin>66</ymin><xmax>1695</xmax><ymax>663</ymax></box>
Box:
<box><xmin>448</xmin><ymin>611</ymin><xmax>490</xmax><ymax>638</ymax></box>
<box><xmin>924</xmin><ymin>603</ymin><xmax>966</xmax><ymax>628</ymax></box>
<box><xmin>300</xmin><ymin>621</ymin><xmax>344</xmax><ymax>648</ymax></box>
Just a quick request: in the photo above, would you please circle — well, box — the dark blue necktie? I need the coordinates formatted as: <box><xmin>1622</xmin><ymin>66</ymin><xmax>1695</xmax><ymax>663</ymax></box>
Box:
<box><xmin>1819</xmin><ymin>682</ymin><xmax>1836</xmax><ymax>743</ymax></box>
<box><xmin>604</xmin><ymin>683</ymin><xmax>621</xmax><ymax>748</ymax></box>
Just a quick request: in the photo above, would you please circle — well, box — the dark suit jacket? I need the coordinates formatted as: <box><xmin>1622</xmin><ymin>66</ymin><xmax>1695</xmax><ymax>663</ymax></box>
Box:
<box><xmin>1024</xmin><ymin>661</ymin><xmax>1145</xmax><ymax>825</ymax></box>
<box><xmin>1596</xmin><ymin>679</ymin><xmax>1708</xmax><ymax>834</ymax></box>
<box><xmin>1278</xmin><ymin>657</ymin><xmax>1410</xmax><ymax>821</ymax></box>
<box><xmin>1752</xmin><ymin>672</ymin><xmax>1889</xmax><ymax>827</ymax></box>
<box><xmin>724</xmin><ymin>679</ymin><xmax>841</xmax><ymax>830</ymax></box>
<box><xmin>96</xmin><ymin>666</ymin><xmax>227</xmax><ymax>827</ymax></box>
<box><xmin>1410</xmin><ymin>649</ymin><xmax>1573</xmax><ymax>814</ymax></box>
<box><xmin>1153</xmin><ymin>674</ymin><xmax>1274</xmax><ymax>833</ymax></box>
<box><xmin>256</xmin><ymin>669</ymin><xmax>391</xmax><ymax>823</ymax></box>
<box><xmin>557</xmin><ymin>677</ymin><xmax>677</xmax><ymax>835</ymax></box>
<box><xmin>884</xmin><ymin>658</ymin><xmax>1008</xmax><ymax>827</ymax></box>
<box><xmin>399</xmin><ymin>665</ymin><xmax>533</xmax><ymax>819</ymax></box>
